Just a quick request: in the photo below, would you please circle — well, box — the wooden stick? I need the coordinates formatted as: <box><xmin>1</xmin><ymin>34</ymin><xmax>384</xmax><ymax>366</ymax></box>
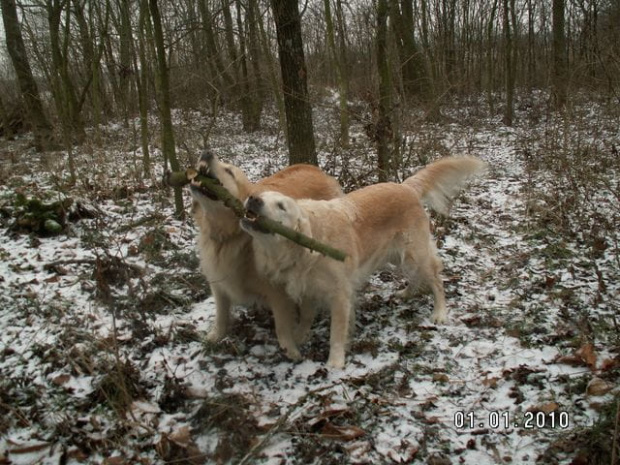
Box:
<box><xmin>165</xmin><ymin>169</ymin><xmax>347</xmax><ymax>262</ymax></box>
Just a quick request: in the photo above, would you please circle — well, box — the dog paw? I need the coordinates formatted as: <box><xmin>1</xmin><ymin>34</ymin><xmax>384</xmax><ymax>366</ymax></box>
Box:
<box><xmin>326</xmin><ymin>354</ymin><xmax>345</xmax><ymax>370</ymax></box>
<box><xmin>429</xmin><ymin>312</ymin><xmax>447</xmax><ymax>325</ymax></box>
<box><xmin>205</xmin><ymin>327</ymin><xmax>226</xmax><ymax>342</ymax></box>
<box><xmin>285</xmin><ymin>346</ymin><xmax>303</xmax><ymax>362</ymax></box>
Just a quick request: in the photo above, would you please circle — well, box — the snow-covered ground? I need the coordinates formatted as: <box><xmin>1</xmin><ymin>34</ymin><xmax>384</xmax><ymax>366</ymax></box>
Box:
<box><xmin>1</xmin><ymin>95</ymin><xmax>618</xmax><ymax>464</ymax></box>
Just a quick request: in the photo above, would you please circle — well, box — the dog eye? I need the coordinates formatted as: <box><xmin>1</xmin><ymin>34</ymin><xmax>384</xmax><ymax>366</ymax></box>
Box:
<box><xmin>277</xmin><ymin>202</ymin><xmax>286</xmax><ymax>211</ymax></box>
<box><xmin>224</xmin><ymin>168</ymin><xmax>235</xmax><ymax>179</ymax></box>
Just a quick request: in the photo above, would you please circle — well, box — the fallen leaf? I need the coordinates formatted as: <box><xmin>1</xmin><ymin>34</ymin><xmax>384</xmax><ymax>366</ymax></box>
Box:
<box><xmin>103</xmin><ymin>457</ymin><xmax>126</xmax><ymax>465</ymax></box>
<box><xmin>6</xmin><ymin>440</ymin><xmax>50</xmax><ymax>455</ymax></box>
<box><xmin>528</xmin><ymin>402</ymin><xmax>559</xmax><ymax>414</ymax></box>
<box><xmin>600</xmin><ymin>358</ymin><xmax>620</xmax><ymax>372</ymax></box>
<box><xmin>555</xmin><ymin>354</ymin><xmax>585</xmax><ymax>367</ymax></box>
<box><xmin>169</xmin><ymin>426</ymin><xmax>192</xmax><ymax>447</ymax></box>
<box><xmin>586</xmin><ymin>376</ymin><xmax>613</xmax><ymax>396</ymax></box>
<box><xmin>576</xmin><ymin>343</ymin><xmax>597</xmax><ymax>369</ymax></box>
<box><xmin>51</xmin><ymin>374</ymin><xmax>71</xmax><ymax>386</ymax></box>
<box><xmin>482</xmin><ymin>376</ymin><xmax>500</xmax><ymax>388</ymax></box>
<box><xmin>321</xmin><ymin>423</ymin><xmax>366</xmax><ymax>441</ymax></box>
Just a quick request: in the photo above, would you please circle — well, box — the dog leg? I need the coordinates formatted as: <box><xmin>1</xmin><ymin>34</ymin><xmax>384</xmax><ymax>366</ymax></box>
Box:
<box><xmin>269</xmin><ymin>292</ymin><xmax>302</xmax><ymax>361</ymax></box>
<box><xmin>207</xmin><ymin>287</ymin><xmax>232</xmax><ymax>341</ymax></box>
<box><xmin>294</xmin><ymin>300</ymin><xmax>317</xmax><ymax>345</ymax></box>
<box><xmin>422</xmin><ymin>253</ymin><xmax>447</xmax><ymax>324</ymax></box>
<box><xmin>326</xmin><ymin>291</ymin><xmax>352</xmax><ymax>369</ymax></box>
<box><xmin>401</xmin><ymin>244</ymin><xmax>447</xmax><ymax>324</ymax></box>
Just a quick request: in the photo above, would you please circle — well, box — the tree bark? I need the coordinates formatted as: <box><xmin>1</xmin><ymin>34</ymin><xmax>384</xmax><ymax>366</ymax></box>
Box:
<box><xmin>47</xmin><ymin>0</ymin><xmax>84</xmax><ymax>142</ymax></box>
<box><xmin>324</xmin><ymin>0</ymin><xmax>349</xmax><ymax>146</ymax></box>
<box><xmin>1</xmin><ymin>0</ymin><xmax>54</xmax><ymax>150</ymax></box>
<box><xmin>136</xmin><ymin>0</ymin><xmax>151</xmax><ymax>177</ymax></box>
<box><xmin>390</xmin><ymin>0</ymin><xmax>428</xmax><ymax>99</ymax></box>
<box><xmin>376</xmin><ymin>0</ymin><xmax>392</xmax><ymax>182</ymax></box>
<box><xmin>502</xmin><ymin>0</ymin><xmax>515</xmax><ymax>126</ymax></box>
<box><xmin>552</xmin><ymin>0</ymin><xmax>567</xmax><ymax>109</ymax></box>
<box><xmin>271</xmin><ymin>0</ymin><xmax>317</xmax><ymax>165</ymax></box>
<box><xmin>149</xmin><ymin>0</ymin><xmax>184</xmax><ymax>218</ymax></box>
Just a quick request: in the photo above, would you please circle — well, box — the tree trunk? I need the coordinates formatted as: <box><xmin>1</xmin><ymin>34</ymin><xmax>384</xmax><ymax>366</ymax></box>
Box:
<box><xmin>376</xmin><ymin>0</ymin><xmax>392</xmax><ymax>182</ymax></box>
<box><xmin>502</xmin><ymin>0</ymin><xmax>515</xmax><ymax>126</ymax></box>
<box><xmin>271</xmin><ymin>0</ymin><xmax>317</xmax><ymax>165</ymax></box>
<box><xmin>149</xmin><ymin>0</ymin><xmax>184</xmax><ymax>218</ymax></box>
<box><xmin>47</xmin><ymin>0</ymin><xmax>84</xmax><ymax>142</ymax></box>
<box><xmin>324</xmin><ymin>0</ymin><xmax>349</xmax><ymax>147</ymax></box>
<box><xmin>136</xmin><ymin>0</ymin><xmax>151</xmax><ymax>177</ymax></box>
<box><xmin>1</xmin><ymin>0</ymin><xmax>54</xmax><ymax>150</ymax></box>
<box><xmin>118</xmin><ymin>0</ymin><xmax>133</xmax><ymax>126</ymax></box>
<box><xmin>390</xmin><ymin>0</ymin><xmax>428</xmax><ymax>99</ymax></box>
<box><xmin>258</xmin><ymin>5</ymin><xmax>287</xmax><ymax>142</ymax></box>
<box><xmin>236</xmin><ymin>0</ymin><xmax>263</xmax><ymax>132</ymax></box>
<box><xmin>552</xmin><ymin>0</ymin><xmax>567</xmax><ymax>109</ymax></box>
<box><xmin>198</xmin><ymin>0</ymin><xmax>232</xmax><ymax>101</ymax></box>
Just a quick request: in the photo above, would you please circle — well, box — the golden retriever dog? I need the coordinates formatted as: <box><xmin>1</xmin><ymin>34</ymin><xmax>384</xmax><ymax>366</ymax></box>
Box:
<box><xmin>241</xmin><ymin>156</ymin><xmax>486</xmax><ymax>369</ymax></box>
<box><xmin>190</xmin><ymin>151</ymin><xmax>342</xmax><ymax>360</ymax></box>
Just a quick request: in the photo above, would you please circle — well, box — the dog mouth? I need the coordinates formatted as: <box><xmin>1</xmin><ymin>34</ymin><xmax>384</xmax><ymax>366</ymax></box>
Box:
<box><xmin>241</xmin><ymin>206</ymin><xmax>271</xmax><ymax>234</ymax></box>
<box><xmin>189</xmin><ymin>183</ymin><xmax>218</xmax><ymax>201</ymax></box>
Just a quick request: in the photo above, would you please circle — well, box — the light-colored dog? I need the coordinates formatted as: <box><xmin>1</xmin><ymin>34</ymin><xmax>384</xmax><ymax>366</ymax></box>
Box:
<box><xmin>190</xmin><ymin>152</ymin><xmax>342</xmax><ymax>359</ymax></box>
<box><xmin>241</xmin><ymin>156</ymin><xmax>486</xmax><ymax>368</ymax></box>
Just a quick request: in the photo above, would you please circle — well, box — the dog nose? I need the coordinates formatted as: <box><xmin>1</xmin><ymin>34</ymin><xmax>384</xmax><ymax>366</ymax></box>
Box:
<box><xmin>246</xmin><ymin>195</ymin><xmax>263</xmax><ymax>212</ymax></box>
<box><xmin>200</xmin><ymin>150</ymin><xmax>214</xmax><ymax>164</ymax></box>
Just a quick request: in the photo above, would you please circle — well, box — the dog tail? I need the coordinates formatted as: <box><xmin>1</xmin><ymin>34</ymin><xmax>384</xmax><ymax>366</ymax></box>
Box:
<box><xmin>403</xmin><ymin>156</ymin><xmax>486</xmax><ymax>215</ymax></box>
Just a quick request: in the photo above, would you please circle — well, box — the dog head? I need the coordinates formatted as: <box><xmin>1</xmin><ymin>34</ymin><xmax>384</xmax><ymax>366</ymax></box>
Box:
<box><xmin>191</xmin><ymin>151</ymin><xmax>253</xmax><ymax>237</ymax></box>
<box><xmin>191</xmin><ymin>150</ymin><xmax>251</xmax><ymax>201</ymax></box>
<box><xmin>240</xmin><ymin>191</ymin><xmax>312</xmax><ymax>239</ymax></box>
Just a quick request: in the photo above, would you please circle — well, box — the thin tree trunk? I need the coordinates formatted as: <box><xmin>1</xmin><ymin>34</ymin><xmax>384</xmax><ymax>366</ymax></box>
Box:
<box><xmin>376</xmin><ymin>0</ymin><xmax>392</xmax><ymax>182</ymax></box>
<box><xmin>324</xmin><ymin>0</ymin><xmax>349</xmax><ymax>147</ymax></box>
<box><xmin>502</xmin><ymin>0</ymin><xmax>515</xmax><ymax>126</ymax></box>
<box><xmin>552</xmin><ymin>0</ymin><xmax>567</xmax><ymax>109</ymax></box>
<box><xmin>1</xmin><ymin>0</ymin><xmax>54</xmax><ymax>150</ymax></box>
<box><xmin>118</xmin><ymin>0</ymin><xmax>133</xmax><ymax>126</ymax></box>
<box><xmin>47</xmin><ymin>0</ymin><xmax>84</xmax><ymax>142</ymax></box>
<box><xmin>257</xmin><ymin>5</ymin><xmax>287</xmax><ymax>142</ymax></box>
<box><xmin>149</xmin><ymin>0</ymin><xmax>184</xmax><ymax>218</ymax></box>
<box><xmin>136</xmin><ymin>0</ymin><xmax>151</xmax><ymax>177</ymax></box>
<box><xmin>271</xmin><ymin>0</ymin><xmax>317</xmax><ymax>165</ymax></box>
<box><xmin>390</xmin><ymin>0</ymin><xmax>428</xmax><ymax>99</ymax></box>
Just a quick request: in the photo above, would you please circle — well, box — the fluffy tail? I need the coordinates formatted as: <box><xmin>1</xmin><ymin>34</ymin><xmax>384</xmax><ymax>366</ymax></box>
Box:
<box><xmin>403</xmin><ymin>156</ymin><xmax>486</xmax><ymax>215</ymax></box>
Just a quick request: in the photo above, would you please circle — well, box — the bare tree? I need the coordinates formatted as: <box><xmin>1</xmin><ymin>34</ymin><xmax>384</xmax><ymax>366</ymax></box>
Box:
<box><xmin>502</xmin><ymin>0</ymin><xmax>516</xmax><ymax>125</ymax></box>
<box><xmin>552</xmin><ymin>0</ymin><xmax>567</xmax><ymax>108</ymax></box>
<box><xmin>324</xmin><ymin>0</ymin><xmax>349</xmax><ymax>146</ymax></box>
<box><xmin>1</xmin><ymin>0</ymin><xmax>54</xmax><ymax>150</ymax></box>
<box><xmin>376</xmin><ymin>0</ymin><xmax>392</xmax><ymax>181</ymax></box>
<box><xmin>271</xmin><ymin>0</ymin><xmax>317</xmax><ymax>165</ymax></box>
<box><xmin>149</xmin><ymin>0</ymin><xmax>184</xmax><ymax>217</ymax></box>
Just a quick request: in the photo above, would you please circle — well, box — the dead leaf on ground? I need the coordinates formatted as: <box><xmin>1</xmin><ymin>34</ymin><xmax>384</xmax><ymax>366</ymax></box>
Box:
<box><xmin>482</xmin><ymin>376</ymin><xmax>500</xmax><ymax>388</ymax></box>
<box><xmin>586</xmin><ymin>376</ymin><xmax>614</xmax><ymax>396</ymax></box>
<box><xmin>102</xmin><ymin>457</ymin><xmax>126</xmax><ymax>465</ymax></box>
<box><xmin>575</xmin><ymin>343</ymin><xmax>597</xmax><ymax>369</ymax></box>
<box><xmin>51</xmin><ymin>374</ymin><xmax>71</xmax><ymax>386</ymax></box>
<box><xmin>528</xmin><ymin>402</ymin><xmax>559</xmax><ymax>414</ymax></box>
<box><xmin>600</xmin><ymin>357</ymin><xmax>620</xmax><ymax>372</ymax></box>
<box><xmin>555</xmin><ymin>343</ymin><xmax>597</xmax><ymax>370</ymax></box>
<box><xmin>321</xmin><ymin>423</ymin><xmax>366</xmax><ymax>441</ymax></box>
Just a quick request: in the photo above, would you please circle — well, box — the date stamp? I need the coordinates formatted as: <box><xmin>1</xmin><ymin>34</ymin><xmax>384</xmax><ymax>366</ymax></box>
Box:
<box><xmin>454</xmin><ymin>410</ymin><xmax>570</xmax><ymax>430</ymax></box>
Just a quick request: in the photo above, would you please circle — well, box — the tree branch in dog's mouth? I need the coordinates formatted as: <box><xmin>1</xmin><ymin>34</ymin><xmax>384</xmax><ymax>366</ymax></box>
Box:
<box><xmin>241</xmin><ymin>208</ymin><xmax>271</xmax><ymax>234</ymax></box>
<box><xmin>165</xmin><ymin>168</ymin><xmax>347</xmax><ymax>262</ymax></box>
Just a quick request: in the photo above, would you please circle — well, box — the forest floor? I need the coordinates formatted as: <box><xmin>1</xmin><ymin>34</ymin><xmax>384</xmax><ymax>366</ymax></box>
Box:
<box><xmin>0</xmin><ymin>92</ymin><xmax>619</xmax><ymax>465</ymax></box>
